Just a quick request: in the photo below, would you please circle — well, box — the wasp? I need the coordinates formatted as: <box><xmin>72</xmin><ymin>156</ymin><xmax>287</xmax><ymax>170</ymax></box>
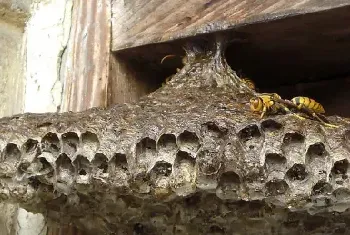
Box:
<box><xmin>241</xmin><ymin>78</ymin><xmax>256</xmax><ymax>90</ymax></box>
<box><xmin>289</xmin><ymin>96</ymin><xmax>338</xmax><ymax>127</ymax></box>
<box><xmin>250</xmin><ymin>93</ymin><xmax>289</xmax><ymax>118</ymax></box>
<box><xmin>250</xmin><ymin>94</ymin><xmax>338</xmax><ymax>128</ymax></box>
<box><xmin>291</xmin><ymin>97</ymin><xmax>325</xmax><ymax>114</ymax></box>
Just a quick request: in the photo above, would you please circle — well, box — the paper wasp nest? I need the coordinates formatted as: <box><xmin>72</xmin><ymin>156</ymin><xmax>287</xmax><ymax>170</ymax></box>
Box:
<box><xmin>0</xmin><ymin>38</ymin><xmax>349</xmax><ymax>234</ymax></box>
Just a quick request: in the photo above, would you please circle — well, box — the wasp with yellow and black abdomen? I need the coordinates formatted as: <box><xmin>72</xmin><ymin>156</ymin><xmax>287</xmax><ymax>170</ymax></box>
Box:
<box><xmin>241</xmin><ymin>78</ymin><xmax>256</xmax><ymax>90</ymax></box>
<box><xmin>250</xmin><ymin>93</ymin><xmax>292</xmax><ymax>118</ymax></box>
<box><xmin>289</xmin><ymin>96</ymin><xmax>338</xmax><ymax>128</ymax></box>
<box><xmin>291</xmin><ymin>96</ymin><xmax>325</xmax><ymax>114</ymax></box>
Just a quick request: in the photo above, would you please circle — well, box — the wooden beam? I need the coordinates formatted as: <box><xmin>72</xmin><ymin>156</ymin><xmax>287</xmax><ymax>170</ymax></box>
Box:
<box><xmin>61</xmin><ymin>0</ymin><xmax>110</xmax><ymax>112</ymax></box>
<box><xmin>111</xmin><ymin>0</ymin><xmax>350</xmax><ymax>51</ymax></box>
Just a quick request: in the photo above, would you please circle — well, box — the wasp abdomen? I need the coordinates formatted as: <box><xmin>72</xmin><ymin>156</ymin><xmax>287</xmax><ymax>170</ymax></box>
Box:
<box><xmin>291</xmin><ymin>97</ymin><xmax>325</xmax><ymax>113</ymax></box>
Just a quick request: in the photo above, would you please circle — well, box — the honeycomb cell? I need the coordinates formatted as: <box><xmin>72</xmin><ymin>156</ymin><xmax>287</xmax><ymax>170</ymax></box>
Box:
<box><xmin>150</xmin><ymin>161</ymin><xmax>173</xmax><ymax>198</ymax></box>
<box><xmin>286</xmin><ymin>164</ymin><xmax>308</xmax><ymax>181</ymax></box>
<box><xmin>0</xmin><ymin>143</ymin><xmax>21</xmax><ymax>177</ymax></box>
<box><xmin>150</xmin><ymin>161</ymin><xmax>172</xmax><ymax>177</ymax></box>
<box><xmin>261</xmin><ymin>119</ymin><xmax>283</xmax><ymax>132</ymax></box>
<box><xmin>73</xmin><ymin>155</ymin><xmax>91</xmax><ymax>176</ymax></box>
<box><xmin>136</xmin><ymin>137</ymin><xmax>156</xmax><ymax>156</ymax></box>
<box><xmin>306</xmin><ymin>143</ymin><xmax>328</xmax><ymax>165</ymax></box>
<box><xmin>2</xmin><ymin>143</ymin><xmax>21</xmax><ymax>161</ymax></box>
<box><xmin>92</xmin><ymin>153</ymin><xmax>108</xmax><ymax>173</ymax></box>
<box><xmin>177</xmin><ymin>131</ymin><xmax>200</xmax><ymax>155</ymax></box>
<box><xmin>108</xmin><ymin>153</ymin><xmax>129</xmax><ymax>188</ymax></box>
<box><xmin>216</xmin><ymin>171</ymin><xmax>241</xmax><ymax>200</ymax></box>
<box><xmin>135</xmin><ymin>137</ymin><xmax>156</xmax><ymax>174</ymax></box>
<box><xmin>61</xmin><ymin>132</ymin><xmax>79</xmax><ymax>157</ymax></box>
<box><xmin>283</xmin><ymin>132</ymin><xmax>305</xmax><ymax>145</ymax></box>
<box><xmin>110</xmin><ymin>153</ymin><xmax>128</xmax><ymax>172</ymax></box>
<box><xmin>171</xmin><ymin>151</ymin><xmax>196</xmax><ymax>196</ymax></box>
<box><xmin>312</xmin><ymin>181</ymin><xmax>332</xmax><ymax>195</ymax></box>
<box><xmin>157</xmin><ymin>134</ymin><xmax>177</xmax><ymax>151</ymax></box>
<box><xmin>281</xmin><ymin>132</ymin><xmax>305</xmax><ymax>162</ymax></box>
<box><xmin>22</xmin><ymin>139</ymin><xmax>39</xmax><ymax>155</ymax></box>
<box><xmin>56</xmin><ymin>153</ymin><xmax>75</xmax><ymax>187</ymax></box>
<box><xmin>238</xmin><ymin>124</ymin><xmax>263</xmax><ymax>151</ymax></box>
<box><xmin>197</xmin><ymin>150</ymin><xmax>221</xmax><ymax>175</ymax></box>
<box><xmin>41</xmin><ymin>132</ymin><xmax>60</xmax><ymax>154</ymax></box>
<box><xmin>201</xmin><ymin>121</ymin><xmax>228</xmax><ymax>139</ymax></box>
<box><xmin>80</xmin><ymin>131</ymin><xmax>100</xmax><ymax>160</ymax></box>
<box><xmin>330</xmin><ymin>159</ymin><xmax>349</xmax><ymax>185</ymax></box>
<box><xmin>238</xmin><ymin>124</ymin><xmax>261</xmax><ymax>142</ymax></box>
<box><xmin>265</xmin><ymin>179</ymin><xmax>289</xmax><ymax>196</ymax></box>
<box><xmin>265</xmin><ymin>153</ymin><xmax>286</xmax><ymax>167</ymax></box>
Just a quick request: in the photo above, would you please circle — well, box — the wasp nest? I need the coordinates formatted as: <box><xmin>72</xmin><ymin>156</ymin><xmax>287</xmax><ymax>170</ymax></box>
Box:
<box><xmin>0</xmin><ymin>37</ymin><xmax>349</xmax><ymax>234</ymax></box>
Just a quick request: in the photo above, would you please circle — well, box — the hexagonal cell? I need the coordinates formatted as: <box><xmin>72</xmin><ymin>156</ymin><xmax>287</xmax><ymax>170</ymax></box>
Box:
<box><xmin>61</xmin><ymin>132</ymin><xmax>79</xmax><ymax>157</ymax></box>
<box><xmin>92</xmin><ymin>153</ymin><xmax>108</xmax><ymax>173</ymax></box>
<box><xmin>261</xmin><ymin>119</ymin><xmax>283</xmax><ymax>132</ymax></box>
<box><xmin>108</xmin><ymin>153</ymin><xmax>129</xmax><ymax>188</ymax></box>
<box><xmin>56</xmin><ymin>153</ymin><xmax>75</xmax><ymax>186</ymax></box>
<box><xmin>216</xmin><ymin>171</ymin><xmax>241</xmax><ymax>200</ymax></box>
<box><xmin>136</xmin><ymin>137</ymin><xmax>156</xmax><ymax>158</ymax></box>
<box><xmin>80</xmin><ymin>131</ymin><xmax>100</xmax><ymax>160</ymax></box>
<box><xmin>171</xmin><ymin>151</ymin><xmax>196</xmax><ymax>196</ymax></box>
<box><xmin>238</xmin><ymin>124</ymin><xmax>261</xmax><ymax>142</ymax></box>
<box><xmin>330</xmin><ymin>159</ymin><xmax>349</xmax><ymax>185</ymax></box>
<box><xmin>177</xmin><ymin>131</ymin><xmax>200</xmax><ymax>155</ymax></box>
<box><xmin>281</xmin><ymin>132</ymin><xmax>305</xmax><ymax>161</ymax></box>
<box><xmin>197</xmin><ymin>149</ymin><xmax>222</xmax><ymax>176</ymax></box>
<box><xmin>110</xmin><ymin>153</ymin><xmax>128</xmax><ymax>172</ymax></box>
<box><xmin>306</xmin><ymin>143</ymin><xmax>328</xmax><ymax>165</ymax></box>
<box><xmin>312</xmin><ymin>181</ymin><xmax>332</xmax><ymax>195</ymax></box>
<box><xmin>157</xmin><ymin>134</ymin><xmax>177</xmax><ymax>152</ymax></box>
<box><xmin>201</xmin><ymin>122</ymin><xmax>228</xmax><ymax>139</ymax></box>
<box><xmin>238</xmin><ymin>124</ymin><xmax>262</xmax><ymax>151</ymax></box>
<box><xmin>21</xmin><ymin>139</ymin><xmax>39</xmax><ymax>155</ymax></box>
<box><xmin>149</xmin><ymin>161</ymin><xmax>173</xmax><ymax>198</ymax></box>
<box><xmin>2</xmin><ymin>143</ymin><xmax>21</xmax><ymax>161</ymax></box>
<box><xmin>73</xmin><ymin>155</ymin><xmax>91</xmax><ymax>176</ymax></box>
<box><xmin>265</xmin><ymin>179</ymin><xmax>289</xmax><ymax>196</ymax></box>
<box><xmin>0</xmin><ymin>143</ymin><xmax>21</xmax><ymax>177</ymax></box>
<box><xmin>41</xmin><ymin>132</ymin><xmax>60</xmax><ymax>154</ymax></box>
<box><xmin>286</xmin><ymin>164</ymin><xmax>308</xmax><ymax>181</ymax></box>
<box><xmin>150</xmin><ymin>161</ymin><xmax>172</xmax><ymax>177</ymax></box>
<box><xmin>265</xmin><ymin>153</ymin><xmax>286</xmax><ymax>168</ymax></box>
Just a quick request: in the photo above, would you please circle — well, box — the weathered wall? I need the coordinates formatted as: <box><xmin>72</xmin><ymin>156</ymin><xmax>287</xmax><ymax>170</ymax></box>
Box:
<box><xmin>0</xmin><ymin>0</ymin><xmax>73</xmax><ymax>234</ymax></box>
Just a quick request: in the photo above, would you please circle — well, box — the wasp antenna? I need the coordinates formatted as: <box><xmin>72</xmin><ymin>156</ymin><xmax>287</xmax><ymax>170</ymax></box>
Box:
<box><xmin>161</xmin><ymin>54</ymin><xmax>177</xmax><ymax>64</ymax></box>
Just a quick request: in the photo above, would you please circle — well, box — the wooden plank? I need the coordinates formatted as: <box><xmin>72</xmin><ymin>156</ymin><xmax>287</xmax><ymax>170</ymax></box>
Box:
<box><xmin>107</xmin><ymin>54</ymin><xmax>161</xmax><ymax>105</ymax></box>
<box><xmin>111</xmin><ymin>0</ymin><xmax>350</xmax><ymax>51</ymax></box>
<box><xmin>61</xmin><ymin>0</ymin><xmax>110</xmax><ymax>112</ymax></box>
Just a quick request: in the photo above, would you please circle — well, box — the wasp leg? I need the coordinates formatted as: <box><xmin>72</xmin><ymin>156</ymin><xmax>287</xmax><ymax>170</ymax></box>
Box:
<box><xmin>260</xmin><ymin>105</ymin><xmax>267</xmax><ymax>119</ymax></box>
<box><xmin>312</xmin><ymin>113</ymin><xmax>339</xmax><ymax>128</ymax></box>
<box><xmin>277</xmin><ymin>103</ymin><xmax>306</xmax><ymax>120</ymax></box>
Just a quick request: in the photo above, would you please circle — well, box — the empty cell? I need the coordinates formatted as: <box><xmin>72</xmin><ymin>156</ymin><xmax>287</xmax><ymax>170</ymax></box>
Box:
<box><xmin>312</xmin><ymin>181</ymin><xmax>332</xmax><ymax>195</ymax></box>
<box><xmin>261</xmin><ymin>119</ymin><xmax>283</xmax><ymax>132</ymax></box>
<box><xmin>197</xmin><ymin>150</ymin><xmax>222</xmax><ymax>175</ymax></box>
<box><xmin>265</xmin><ymin>180</ymin><xmax>289</xmax><ymax>196</ymax></box>
<box><xmin>157</xmin><ymin>134</ymin><xmax>177</xmax><ymax>151</ymax></box>
<box><xmin>41</xmin><ymin>132</ymin><xmax>60</xmax><ymax>154</ymax></box>
<box><xmin>92</xmin><ymin>153</ymin><xmax>108</xmax><ymax>173</ymax></box>
<box><xmin>177</xmin><ymin>131</ymin><xmax>200</xmax><ymax>154</ymax></box>
<box><xmin>286</xmin><ymin>164</ymin><xmax>308</xmax><ymax>181</ymax></box>
<box><xmin>81</xmin><ymin>131</ymin><xmax>100</xmax><ymax>153</ymax></box>
<box><xmin>61</xmin><ymin>132</ymin><xmax>79</xmax><ymax>157</ymax></box>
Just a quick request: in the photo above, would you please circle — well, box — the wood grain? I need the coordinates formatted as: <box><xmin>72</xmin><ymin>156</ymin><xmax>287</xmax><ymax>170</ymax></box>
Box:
<box><xmin>61</xmin><ymin>0</ymin><xmax>110</xmax><ymax>112</ymax></box>
<box><xmin>111</xmin><ymin>0</ymin><xmax>350</xmax><ymax>51</ymax></box>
